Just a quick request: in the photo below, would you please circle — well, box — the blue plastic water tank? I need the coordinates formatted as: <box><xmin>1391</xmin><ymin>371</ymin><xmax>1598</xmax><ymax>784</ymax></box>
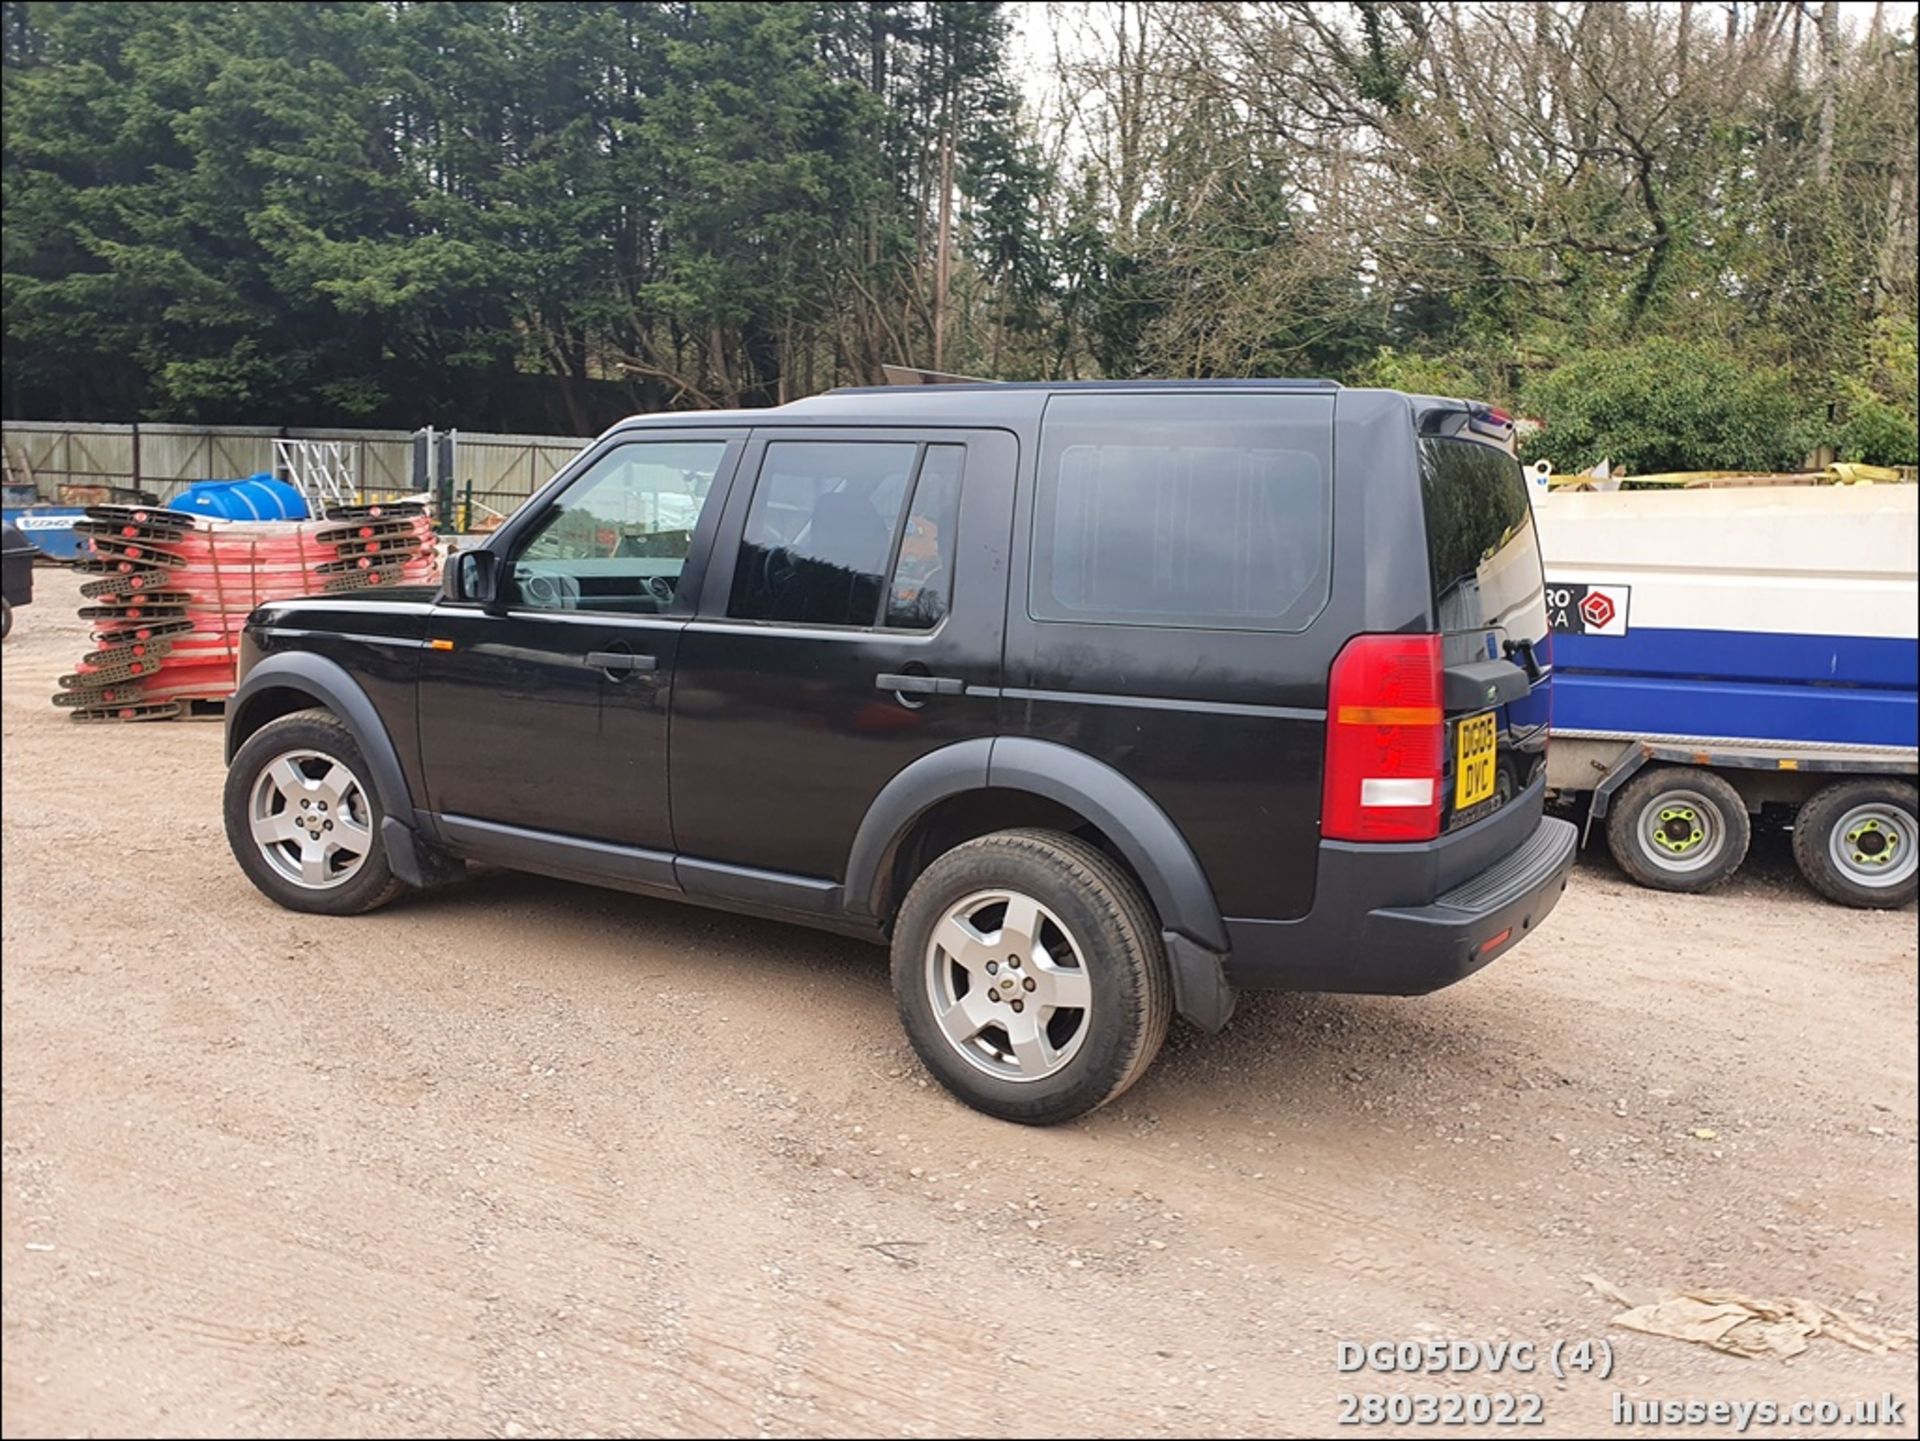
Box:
<box><xmin>168</xmin><ymin>473</ymin><xmax>309</xmax><ymax>522</ymax></box>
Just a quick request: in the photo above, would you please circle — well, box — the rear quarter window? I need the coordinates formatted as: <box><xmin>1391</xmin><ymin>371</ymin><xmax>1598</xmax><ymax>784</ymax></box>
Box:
<box><xmin>1418</xmin><ymin>436</ymin><xmax>1549</xmax><ymax>645</ymax></box>
<box><xmin>1030</xmin><ymin>393</ymin><xmax>1333</xmax><ymax>631</ymax></box>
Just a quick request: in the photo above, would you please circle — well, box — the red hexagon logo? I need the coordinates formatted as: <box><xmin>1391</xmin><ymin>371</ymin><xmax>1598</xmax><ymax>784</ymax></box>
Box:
<box><xmin>1579</xmin><ymin>591</ymin><xmax>1616</xmax><ymax>629</ymax></box>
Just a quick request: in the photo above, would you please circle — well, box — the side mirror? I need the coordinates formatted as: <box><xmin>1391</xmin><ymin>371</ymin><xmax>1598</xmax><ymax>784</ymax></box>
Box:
<box><xmin>447</xmin><ymin>548</ymin><xmax>501</xmax><ymax>609</ymax></box>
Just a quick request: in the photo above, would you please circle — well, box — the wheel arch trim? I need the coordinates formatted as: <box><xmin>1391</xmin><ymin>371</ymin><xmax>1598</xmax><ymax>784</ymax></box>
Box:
<box><xmin>844</xmin><ymin>737</ymin><xmax>1230</xmax><ymax>953</ymax></box>
<box><xmin>226</xmin><ymin>653</ymin><xmax>413</xmax><ymax>825</ymax></box>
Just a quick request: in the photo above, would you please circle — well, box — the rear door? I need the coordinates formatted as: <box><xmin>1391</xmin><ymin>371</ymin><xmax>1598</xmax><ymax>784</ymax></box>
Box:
<box><xmin>1417</xmin><ymin>427</ymin><xmax>1552</xmax><ymax>832</ymax></box>
<box><xmin>670</xmin><ymin>427</ymin><xmax>1014</xmax><ymax>894</ymax></box>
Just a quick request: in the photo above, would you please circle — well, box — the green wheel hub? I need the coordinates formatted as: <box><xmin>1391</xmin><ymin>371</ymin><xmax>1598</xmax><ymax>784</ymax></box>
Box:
<box><xmin>1636</xmin><ymin>787</ymin><xmax>1727</xmax><ymax>875</ymax></box>
<box><xmin>1828</xmin><ymin>801</ymin><xmax>1916</xmax><ymax>889</ymax></box>
<box><xmin>1654</xmin><ymin>805</ymin><xmax>1706</xmax><ymax>855</ymax></box>
<box><xmin>1844</xmin><ymin>817</ymin><xmax>1898</xmax><ymax>868</ymax></box>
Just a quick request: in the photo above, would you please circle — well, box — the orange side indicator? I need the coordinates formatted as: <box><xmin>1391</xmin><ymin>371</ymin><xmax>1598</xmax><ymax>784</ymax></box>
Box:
<box><xmin>428</xmin><ymin>638</ymin><xmax>455</xmax><ymax>652</ymax></box>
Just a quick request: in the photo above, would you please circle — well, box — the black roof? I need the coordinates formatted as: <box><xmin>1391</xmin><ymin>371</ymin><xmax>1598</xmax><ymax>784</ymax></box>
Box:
<box><xmin>825</xmin><ymin>377</ymin><xmax>1340</xmax><ymax>397</ymax></box>
<box><xmin>606</xmin><ymin>377</ymin><xmax>1490</xmax><ymax>437</ymax></box>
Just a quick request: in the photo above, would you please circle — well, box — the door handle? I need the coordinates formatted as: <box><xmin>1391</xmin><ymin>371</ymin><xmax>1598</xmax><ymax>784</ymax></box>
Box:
<box><xmin>876</xmin><ymin>672</ymin><xmax>965</xmax><ymax>696</ymax></box>
<box><xmin>585</xmin><ymin>650</ymin><xmax>658</xmax><ymax>675</ymax></box>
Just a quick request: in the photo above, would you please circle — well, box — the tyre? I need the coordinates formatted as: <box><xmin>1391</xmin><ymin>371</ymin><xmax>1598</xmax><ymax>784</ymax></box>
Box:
<box><xmin>891</xmin><ymin>828</ymin><xmax>1173</xmax><ymax>1125</ymax></box>
<box><xmin>1604</xmin><ymin>765</ymin><xmax>1750</xmax><ymax>893</ymax></box>
<box><xmin>1791</xmin><ymin>778</ymin><xmax>1918</xmax><ymax>909</ymax></box>
<box><xmin>1</xmin><ymin>599</ymin><xmax>11</xmax><ymax>640</ymax></box>
<box><xmin>223</xmin><ymin>707</ymin><xmax>407</xmax><ymax>916</ymax></box>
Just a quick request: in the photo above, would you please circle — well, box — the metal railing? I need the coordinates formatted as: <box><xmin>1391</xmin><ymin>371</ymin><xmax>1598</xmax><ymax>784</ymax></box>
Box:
<box><xmin>1</xmin><ymin>419</ymin><xmax>592</xmax><ymax>528</ymax></box>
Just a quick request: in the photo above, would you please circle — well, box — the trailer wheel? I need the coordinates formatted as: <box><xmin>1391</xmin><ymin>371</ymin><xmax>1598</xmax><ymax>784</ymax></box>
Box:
<box><xmin>1604</xmin><ymin>765</ymin><xmax>1750</xmax><ymax>893</ymax></box>
<box><xmin>1791</xmin><ymin>778</ymin><xmax>1918</xmax><ymax>909</ymax></box>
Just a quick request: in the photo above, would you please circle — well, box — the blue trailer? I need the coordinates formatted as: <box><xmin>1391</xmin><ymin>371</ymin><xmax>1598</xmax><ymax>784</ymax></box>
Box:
<box><xmin>1535</xmin><ymin>480</ymin><xmax>1918</xmax><ymax>908</ymax></box>
<box><xmin>0</xmin><ymin>505</ymin><xmax>89</xmax><ymax>562</ymax></box>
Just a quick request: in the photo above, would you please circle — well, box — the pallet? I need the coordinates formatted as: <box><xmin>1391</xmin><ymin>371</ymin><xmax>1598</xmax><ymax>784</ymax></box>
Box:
<box><xmin>68</xmin><ymin>701</ymin><xmax>185</xmax><ymax>723</ymax></box>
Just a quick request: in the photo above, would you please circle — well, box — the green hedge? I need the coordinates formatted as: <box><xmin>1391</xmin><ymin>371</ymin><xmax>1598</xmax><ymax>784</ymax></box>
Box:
<box><xmin>1517</xmin><ymin>339</ymin><xmax>1802</xmax><ymax>474</ymax></box>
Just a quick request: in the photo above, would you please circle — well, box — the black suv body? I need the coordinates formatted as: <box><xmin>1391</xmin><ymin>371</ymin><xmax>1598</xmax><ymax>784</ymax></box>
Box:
<box><xmin>224</xmin><ymin>381</ymin><xmax>1576</xmax><ymax>1122</ymax></box>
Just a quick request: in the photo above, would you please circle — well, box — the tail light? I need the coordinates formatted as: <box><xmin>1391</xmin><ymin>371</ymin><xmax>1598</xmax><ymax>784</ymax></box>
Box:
<box><xmin>1468</xmin><ymin>406</ymin><xmax>1515</xmax><ymax>441</ymax></box>
<box><xmin>1322</xmin><ymin>633</ymin><xmax>1444</xmax><ymax>842</ymax></box>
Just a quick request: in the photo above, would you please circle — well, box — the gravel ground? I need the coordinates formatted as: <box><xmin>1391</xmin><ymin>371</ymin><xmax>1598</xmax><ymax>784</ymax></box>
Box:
<box><xmin>3</xmin><ymin>566</ymin><xmax>1915</xmax><ymax>1439</ymax></box>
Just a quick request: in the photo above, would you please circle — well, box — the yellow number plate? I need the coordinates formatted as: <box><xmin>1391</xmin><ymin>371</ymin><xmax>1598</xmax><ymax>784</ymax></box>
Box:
<box><xmin>1454</xmin><ymin>711</ymin><xmax>1499</xmax><ymax>810</ymax></box>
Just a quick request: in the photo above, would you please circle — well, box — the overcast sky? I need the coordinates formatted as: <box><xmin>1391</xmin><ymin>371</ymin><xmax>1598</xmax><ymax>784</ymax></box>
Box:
<box><xmin>1006</xmin><ymin>0</ymin><xmax>1920</xmax><ymax>115</ymax></box>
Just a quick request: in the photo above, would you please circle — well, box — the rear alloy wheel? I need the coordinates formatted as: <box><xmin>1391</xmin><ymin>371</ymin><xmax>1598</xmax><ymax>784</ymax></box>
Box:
<box><xmin>923</xmin><ymin>888</ymin><xmax>1096</xmax><ymax>1084</ymax></box>
<box><xmin>1792</xmin><ymin>778</ymin><xmax>1919</xmax><ymax>909</ymax></box>
<box><xmin>1605</xmin><ymin>765</ymin><xmax>1750</xmax><ymax>893</ymax></box>
<box><xmin>224</xmin><ymin>708</ymin><xmax>406</xmax><ymax>916</ymax></box>
<box><xmin>891</xmin><ymin>828</ymin><xmax>1171</xmax><ymax>1125</ymax></box>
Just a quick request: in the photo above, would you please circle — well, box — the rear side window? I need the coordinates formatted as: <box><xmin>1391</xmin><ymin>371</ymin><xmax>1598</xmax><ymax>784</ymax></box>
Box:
<box><xmin>1031</xmin><ymin>393</ymin><xmax>1333</xmax><ymax>631</ymax></box>
<box><xmin>1418</xmin><ymin>437</ymin><xmax>1548</xmax><ymax>643</ymax></box>
<box><xmin>727</xmin><ymin>439</ymin><xmax>965</xmax><ymax>630</ymax></box>
<box><xmin>729</xmin><ymin>440</ymin><xmax>916</xmax><ymax>626</ymax></box>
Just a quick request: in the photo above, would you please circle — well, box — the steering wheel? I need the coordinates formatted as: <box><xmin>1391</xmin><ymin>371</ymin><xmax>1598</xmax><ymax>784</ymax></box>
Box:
<box><xmin>760</xmin><ymin>546</ymin><xmax>798</xmax><ymax>604</ymax></box>
<box><xmin>644</xmin><ymin>574</ymin><xmax>675</xmax><ymax>607</ymax></box>
<box><xmin>519</xmin><ymin>570</ymin><xmax>581</xmax><ymax>610</ymax></box>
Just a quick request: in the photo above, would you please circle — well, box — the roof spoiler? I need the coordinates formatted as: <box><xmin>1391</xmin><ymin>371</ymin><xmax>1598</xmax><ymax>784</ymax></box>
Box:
<box><xmin>880</xmin><ymin>364</ymin><xmax>998</xmax><ymax>386</ymax></box>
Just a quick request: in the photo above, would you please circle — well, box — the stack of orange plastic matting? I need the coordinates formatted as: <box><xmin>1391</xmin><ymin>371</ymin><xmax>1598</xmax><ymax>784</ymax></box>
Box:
<box><xmin>56</xmin><ymin>501</ymin><xmax>439</xmax><ymax>722</ymax></box>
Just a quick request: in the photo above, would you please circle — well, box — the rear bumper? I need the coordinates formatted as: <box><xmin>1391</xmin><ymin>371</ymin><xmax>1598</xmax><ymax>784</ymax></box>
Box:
<box><xmin>1225</xmin><ymin>813</ymin><xmax>1578</xmax><ymax>995</ymax></box>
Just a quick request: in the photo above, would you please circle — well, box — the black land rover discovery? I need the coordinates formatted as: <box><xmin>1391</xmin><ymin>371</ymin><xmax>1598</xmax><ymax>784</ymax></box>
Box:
<box><xmin>223</xmin><ymin>381</ymin><xmax>1575</xmax><ymax>1124</ymax></box>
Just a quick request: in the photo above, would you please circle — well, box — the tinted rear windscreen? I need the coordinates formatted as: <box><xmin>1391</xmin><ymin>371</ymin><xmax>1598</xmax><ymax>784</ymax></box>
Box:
<box><xmin>1032</xmin><ymin>392</ymin><xmax>1333</xmax><ymax>631</ymax></box>
<box><xmin>1419</xmin><ymin>436</ymin><xmax>1548</xmax><ymax>644</ymax></box>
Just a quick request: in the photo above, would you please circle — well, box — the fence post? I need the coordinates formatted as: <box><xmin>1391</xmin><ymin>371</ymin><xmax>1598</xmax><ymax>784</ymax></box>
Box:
<box><xmin>436</xmin><ymin>430</ymin><xmax>456</xmax><ymax>530</ymax></box>
<box><xmin>412</xmin><ymin>426</ymin><xmax>432</xmax><ymax>504</ymax></box>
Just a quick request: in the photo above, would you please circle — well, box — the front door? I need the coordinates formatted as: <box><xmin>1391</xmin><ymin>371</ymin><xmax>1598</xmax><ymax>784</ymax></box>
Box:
<box><xmin>417</xmin><ymin>432</ymin><xmax>743</xmax><ymax>866</ymax></box>
<box><xmin>670</xmin><ymin>428</ymin><xmax>1014</xmax><ymax>894</ymax></box>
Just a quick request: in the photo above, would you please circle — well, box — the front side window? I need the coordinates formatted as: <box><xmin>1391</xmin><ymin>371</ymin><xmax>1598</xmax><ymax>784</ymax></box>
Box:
<box><xmin>509</xmin><ymin>440</ymin><xmax>729</xmax><ymax>613</ymax></box>
<box><xmin>728</xmin><ymin>441</ymin><xmax>920</xmax><ymax>626</ymax></box>
<box><xmin>1031</xmin><ymin>393</ymin><xmax>1333</xmax><ymax>631</ymax></box>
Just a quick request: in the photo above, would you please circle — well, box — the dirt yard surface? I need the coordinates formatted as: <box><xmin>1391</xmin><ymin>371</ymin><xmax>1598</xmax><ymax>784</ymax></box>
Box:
<box><xmin>3</xmin><ymin>566</ymin><xmax>1915</xmax><ymax>1439</ymax></box>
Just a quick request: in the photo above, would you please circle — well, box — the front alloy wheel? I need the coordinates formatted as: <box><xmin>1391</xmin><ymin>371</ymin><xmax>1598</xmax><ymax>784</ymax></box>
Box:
<box><xmin>223</xmin><ymin>707</ymin><xmax>406</xmax><ymax>916</ymax></box>
<box><xmin>249</xmin><ymin>748</ymin><xmax>376</xmax><ymax>890</ymax></box>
